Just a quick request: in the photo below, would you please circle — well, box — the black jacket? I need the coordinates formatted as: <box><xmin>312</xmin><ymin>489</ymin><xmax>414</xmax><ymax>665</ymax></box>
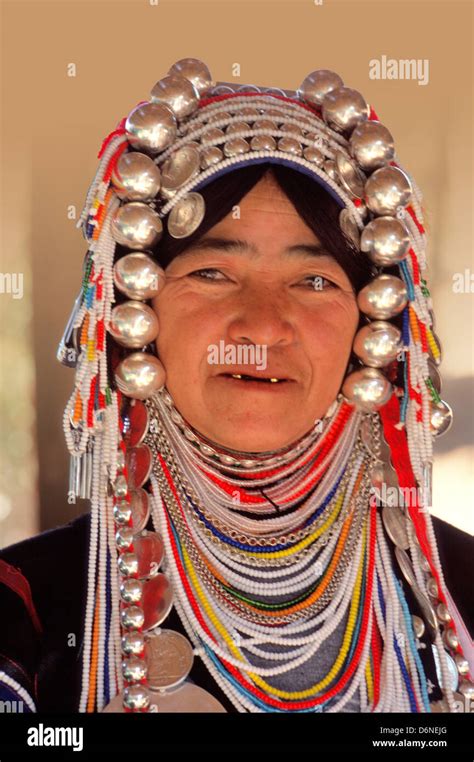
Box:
<box><xmin>0</xmin><ymin>510</ymin><xmax>472</xmax><ymax>713</ymax></box>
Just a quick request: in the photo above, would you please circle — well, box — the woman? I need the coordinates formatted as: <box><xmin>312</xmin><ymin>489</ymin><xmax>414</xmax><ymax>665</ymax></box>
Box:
<box><xmin>0</xmin><ymin>59</ymin><xmax>472</xmax><ymax>714</ymax></box>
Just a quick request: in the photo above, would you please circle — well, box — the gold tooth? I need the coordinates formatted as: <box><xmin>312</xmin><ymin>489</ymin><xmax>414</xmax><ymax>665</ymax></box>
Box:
<box><xmin>230</xmin><ymin>374</ymin><xmax>282</xmax><ymax>382</ymax></box>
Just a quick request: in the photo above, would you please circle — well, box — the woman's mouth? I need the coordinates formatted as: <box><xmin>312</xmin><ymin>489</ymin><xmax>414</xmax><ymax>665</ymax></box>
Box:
<box><xmin>217</xmin><ymin>372</ymin><xmax>293</xmax><ymax>390</ymax></box>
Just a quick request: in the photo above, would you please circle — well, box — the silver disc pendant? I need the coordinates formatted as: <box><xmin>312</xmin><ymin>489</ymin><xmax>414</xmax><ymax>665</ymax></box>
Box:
<box><xmin>335</xmin><ymin>152</ymin><xmax>366</xmax><ymax>199</ymax></box>
<box><xmin>102</xmin><ymin>682</ymin><xmax>227</xmax><ymax>713</ymax></box>
<box><xmin>167</xmin><ymin>192</ymin><xmax>206</xmax><ymax>238</ymax></box>
<box><xmin>395</xmin><ymin>546</ymin><xmax>417</xmax><ymax>587</ymax></box>
<box><xmin>129</xmin><ymin>488</ymin><xmax>151</xmax><ymax>533</ymax></box>
<box><xmin>339</xmin><ymin>209</ymin><xmax>360</xmax><ymax>248</ymax></box>
<box><xmin>134</xmin><ymin>530</ymin><xmax>164</xmax><ymax>579</ymax></box>
<box><xmin>382</xmin><ymin>504</ymin><xmax>410</xmax><ymax>550</ymax></box>
<box><xmin>145</xmin><ymin>629</ymin><xmax>195</xmax><ymax>690</ymax></box>
<box><xmin>142</xmin><ymin>573</ymin><xmax>174</xmax><ymax>631</ymax></box>
<box><xmin>161</xmin><ymin>145</ymin><xmax>201</xmax><ymax>193</ymax></box>
<box><xmin>431</xmin><ymin>645</ymin><xmax>459</xmax><ymax>693</ymax></box>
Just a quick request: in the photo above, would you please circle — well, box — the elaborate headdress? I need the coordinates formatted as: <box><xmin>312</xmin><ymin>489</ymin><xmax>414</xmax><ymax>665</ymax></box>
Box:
<box><xmin>57</xmin><ymin>58</ymin><xmax>472</xmax><ymax>713</ymax></box>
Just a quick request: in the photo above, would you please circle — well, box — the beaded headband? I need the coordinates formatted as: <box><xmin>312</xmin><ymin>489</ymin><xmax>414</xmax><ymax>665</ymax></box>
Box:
<box><xmin>56</xmin><ymin>59</ymin><xmax>468</xmax><ymax>713</ymax></box>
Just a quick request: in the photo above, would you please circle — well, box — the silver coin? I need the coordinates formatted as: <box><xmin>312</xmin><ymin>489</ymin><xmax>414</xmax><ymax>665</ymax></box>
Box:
<box><xmin>167</xmin><ymin>192</ymin><xmax>206</xmax><ymax>239</ymax></box>
<box><xmin>339</xmin><ymin>209</ymin><xmax>360</xmax><ymax>248</ymax></box>
<box><xmin>395</xmin><ymin>546</ymin><xmax>416</xmax><ymax>587</ymax></box>
<box><xmin>129</xmin><ymin>488</ymin><xmax>150</xmax><ymax>533</ymax></box>
<box><xmin>412</xmin><ymin>615</ymin><xmax>425</xmax><ymax>639</ymax></box>
<box><xmin>145</xmin><ymin>629</ymin><xmax>194</xmax><ymax>690</ymax></box>
<box><xmin>382</xmin><ymin>505</ymin><xmax>410</xmax><ymax>550</ymax></box>
<box><xmin>161</xmin><ymin>145</ymin><xmax>201</xmax><ymax>192</ymax></box>
<box><xmin>102</xmin><ymin>681</ymin><xmax>227</xmax><ymax>713</ymax></box>
<box><xmin>335</xmin><ymin>152</ymin><xmax>366</xmax><ymax>199</ymax></box>
<box><xmin>431</xmin><ymin>645</ymin><xmax>459</xmax><ymax>692</ymax></box>
<box><xmin>412</xmin><ymin>586</ymin><xmax>438</xmax><ymax>641</ymax></box>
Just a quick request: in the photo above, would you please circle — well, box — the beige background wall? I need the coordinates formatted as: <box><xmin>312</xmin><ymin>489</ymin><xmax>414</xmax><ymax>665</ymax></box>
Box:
<box><xmin>0</xmin><ymin>0</ymin><xmax>472</xmax><ymax>543</ymax></box>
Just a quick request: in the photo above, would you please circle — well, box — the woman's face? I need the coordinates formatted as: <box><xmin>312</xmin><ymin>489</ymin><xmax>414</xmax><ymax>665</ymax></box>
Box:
<box><xmin>152</xmin><ymin>172</ymin><xmax>359</xmax><ymax>452</ymax></box>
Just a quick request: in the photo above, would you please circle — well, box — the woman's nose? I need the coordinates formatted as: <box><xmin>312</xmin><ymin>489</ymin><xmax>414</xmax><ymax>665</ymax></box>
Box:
<box><xmin>226</xmin><ymin>286</ymin><xmax>295</xmax><ymax>347</ymax></box>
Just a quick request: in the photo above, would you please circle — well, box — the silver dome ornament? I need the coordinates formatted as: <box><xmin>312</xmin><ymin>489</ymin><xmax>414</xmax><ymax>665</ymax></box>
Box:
<box><xmin>121</xmin><ymin>604</ymin><xmax>145</xmax><ymax>630</ymax></box>
<box><xmin>201</xmin><ymin>126</ymin><xmax>225</xmax><ymax>141</ymax></box>
<box><xmin>357</xmin><ymin>274</ymin><xmax>408</xmax><ymax>319</ymax></box>
<box><xmin>280</xmin><ymin>123</ymin><xmax>304</xmax><ymax>138</ymax></box>
<box><xmin>120</xmin><ymin>578</ymin><xmax>144</xmax><ymax>605</ymax></box>
<box><xmin>123</xmin><ymin>684</ymin><xmax>150</xmax><ymax>711</ymax></box>
<box><xmin>349</xmin><ymin>120</ymin><xmax>395</xmax><ymax>171</ymax></box>
<box><xmin>121</xmin><ymin>631</ymin><xmax>145</xmax><ymax>656</ymax></box>
<box><xmin>226</xmin><ymin>121</ymin><xmax>250</xmax><ymax>136</ymax></box>
<box><xmin>430</xmin><ymin>400</ymin><xmax>454</xmax><ymax>437</ymax></box>
<box><xmin>454</xmin><ymin>653</ymin><xmax>470</xmax><ymax>676</ymax></box>
<box><xmin>303</xmin><ymin>146</ymin><xmax>324</xmax><ymax>165</ymax></box>
<box><xmin>125</xmin><ymin>101</ymin><xmax>177</xmax><ymax>155</ymax></box>
<box><xmin>251</xmin><ymin>134</ymin><xmax>277</xmax><ymax>151</ymax></box>
<box><xmin>167</xmin><ymin>192</ymin><xmax>206</xmax><ymax>239</ymax></box>
<box><xmin>342</xmin><ymin>367</ymin><xmax>392</xmax><ymax>412</ymax></box>
<box><xmin>297</xmin><ymin>69</ymin><xmax>344</xmax><ymax>107</ymax></box>
<box><xmin>117</xmin><ymin>551</ymin><xmax>139</xmax><ymax>577</ymax></box>
<box><xmin>111</xmin><ymin>152</ymin><xmax>161</xmax><ymax>202</ymax></box>
<box><xmin>122</xmin><ymin>655</ymin><xmax>148</xmax><ymax>683</ymax></box>
<box><xmin>150</xmin><ymin>74</ymin><xmax>200</xmax><ymax>120</ymax></box>
<box><xmin>114</xmin><ymin>352</ymin><xmax>166</xmax><ymax>400</ymax></box>
<box><xmin>254</xmin><ymin>118</ymin><xmax>277</xmax><ymax>131</ymax></box>
<box><xmin>360</xmin><ymin>216</ymin><xmax>410</xmax><ymax>266</ymax></box>
<box><xmin>200</xmin><ymin>146</ymin><xmax>223</xmax><ymax>168</ymax></box>
<box><xmin>109</xmin><ymin>301</ymin><xmax>159</xmax><ymax>349</ymax></box>
<box><xmin>335</xmin><ymin>152</ymin><xmax>367</xmax><ymax>199</ymax></box>
<box><xmin>223</xmin><ymin>137</ymin><xmax>250</xmax><ymax>157</ymax></box>
<box><xmin>168</xmin><ymin>57</ymin><xmax>215</xmax><ymax>97</ymax></box>
<box><xmin>208</xmin><ymin>110</ymin><xmax>231</xmax><ymax>124</ymax></box>
<box><xmin>321</xmin><ymin>86</ymin><xmax>370</xmax><ymax>134</ymax></box>
<box><xmin>114</xmin><ymin>500</ymin><xmax>132</xmax><ymax>525</ymax></box>
<box><xmin>278</xmin><ymin>137</ymin><xmax>303</xmax><ymax>156</ymax></box>
<box><xmin>459</xmin><ymin>680</ymin><xmax>474</xmax><ymax>700</ymax></box>
<box><xmin>111</xmin><ymin>202</ymin><xmax>163</xmax><ymax>250</ymax></box>
<box><xmin>113</xmin><ymin>475</ymin><xmax>128</xmax><ymax>498</ymax></box>
<box><xmin>115</xmin><ymin>525</ymin><xmax>135</xmax><ymax>551</ymax></box>
<box><xmin>364</xmin><ymin>165</ymin><xmax>413</xmax><ymax>216</ymax></box>
<box><xmin>160</xmin><ymin>145</ymin><xmax>201</xmax><ymax>194</ymax></box>
<box><xmin>113</xmin><ymin>253</ymin><xmax>165</xmax><ymax>301</ymax></box>
<box><xmin>353</xmin><ymin>321</ymin><xmax>402</xmax><ymax>367</ymax></box>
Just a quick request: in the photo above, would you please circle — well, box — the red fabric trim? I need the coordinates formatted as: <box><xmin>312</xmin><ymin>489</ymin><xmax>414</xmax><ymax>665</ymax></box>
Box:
<box><xmin>0</xmin><ymin>560</ymin><xmax>43</xmax><ymax>635</ymax></box>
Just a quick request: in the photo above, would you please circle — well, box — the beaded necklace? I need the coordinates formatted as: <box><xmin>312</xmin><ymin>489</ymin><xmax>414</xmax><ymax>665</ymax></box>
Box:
<box><xmin>138</xmin><ymin>388</ymin><xmax>436</xmax><ymax>712</ymax></box>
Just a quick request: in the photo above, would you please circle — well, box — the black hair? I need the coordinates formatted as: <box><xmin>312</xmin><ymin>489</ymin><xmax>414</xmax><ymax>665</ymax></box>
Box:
<box><xmin>111</xmin><ymin>162</ymin><xmax>402</xmax><ymax>383</ymax></box>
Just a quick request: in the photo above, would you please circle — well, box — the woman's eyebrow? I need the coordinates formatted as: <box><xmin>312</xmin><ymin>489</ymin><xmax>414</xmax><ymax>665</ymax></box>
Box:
<box><xmin>180</xmin><ymin>236</ymin><xmax>333</xmax><ymax>259</ymax></box>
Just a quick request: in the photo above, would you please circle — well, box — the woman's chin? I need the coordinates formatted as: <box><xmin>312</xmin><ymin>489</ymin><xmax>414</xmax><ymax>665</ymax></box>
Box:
<box><xmin>196</xmin><ymin>424</ymin><xmax>313</xmax><ymax>454</ymax></box>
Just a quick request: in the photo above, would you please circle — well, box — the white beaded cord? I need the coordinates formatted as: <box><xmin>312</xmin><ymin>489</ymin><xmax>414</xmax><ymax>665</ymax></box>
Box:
<box><xmin>0</xmin><ymin>671</ymin><xmax>37</xmax><ymax>712</ymax></box>
<box><xmin>78</xmin><ymin>435</ymin><xmax>100</xmax><ymax>712</ymax></box>
<box><xmin>75</xmin><ymin>134</ymin><xmax>128</xmax><ymax>236</ymax></box>
<box><xmin>96</xmin><ymin>427</ymin><xmax>108</xmax><ymax>711</ymax></box>
<box><xmin>149</xmin><ymin>468</ymin><xmax>372</xmax><ymax>688</ymax></box>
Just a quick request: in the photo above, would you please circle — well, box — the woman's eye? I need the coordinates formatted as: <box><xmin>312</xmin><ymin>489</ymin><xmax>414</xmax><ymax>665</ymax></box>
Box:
<box><xmin>301</xmin><ymin>275</ymin><xmax>337</xmax><ymax>290</ymax></box>
<box><xmin>188</xmin><ymin>268</ymin><xmax>227</xmax><ymax>281</ymax></box>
